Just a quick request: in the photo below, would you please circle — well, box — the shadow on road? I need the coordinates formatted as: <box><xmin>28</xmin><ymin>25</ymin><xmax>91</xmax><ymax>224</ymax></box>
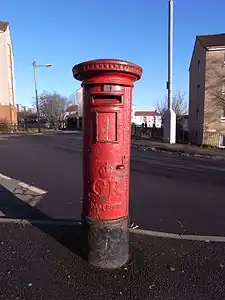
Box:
<box><xmin>0</xmin><ymin>184</ymin><xmax>87</xmax><ymax>260</ymax></box>
<box><xmin>131</xmin><ymin>158</ymin><xmax>225</xmax><ymax>186</ymax></box>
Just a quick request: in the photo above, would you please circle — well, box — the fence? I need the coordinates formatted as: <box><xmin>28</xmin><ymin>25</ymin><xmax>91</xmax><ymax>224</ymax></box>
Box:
<box><xmin>0</xmin><ymin>123</ymin><xmax>17</xmax><ymax>133</ymax></box>
<box><xmin>0</xmin><ymin>122</ymin><xmax>57</xmax><ymax>133</ymax></box>
<box><xmin>132</xmin><ymin>124</ymin><xmax>189</xmax><ymax>144</ymax></box>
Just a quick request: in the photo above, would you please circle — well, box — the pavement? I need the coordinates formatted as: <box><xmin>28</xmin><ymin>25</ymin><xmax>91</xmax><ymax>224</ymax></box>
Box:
<box><xmin>1</xmin><ymin>133</ymin><xmax>225</xmax><ymax>299</ymax></box>
<box><xmin>132</xmin><ymin>137</ymin><xmax>225</xmax><ymax>160</ymax></box>
<box><xmin>1</xmin><ymin>222</ymin><xmax>225</xmax><ymax>300</ymax></box>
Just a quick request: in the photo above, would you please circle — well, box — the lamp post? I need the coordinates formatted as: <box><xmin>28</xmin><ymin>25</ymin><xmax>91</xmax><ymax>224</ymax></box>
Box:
<box><xmin>32</xmin><ymin>61</ymin><xmax>52</xmax><ymax>133</ymax></box>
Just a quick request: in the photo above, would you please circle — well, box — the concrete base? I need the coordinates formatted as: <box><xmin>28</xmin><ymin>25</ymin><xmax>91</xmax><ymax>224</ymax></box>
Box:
<box><xmin>163</xmin><ymin>109</ymin><xmax>176</xmax><ymax>144</ymax></box>
<box><xmin>85</xmin><ymin>216</ymin><xmax>129</xmax><ymax>269</ymax></box>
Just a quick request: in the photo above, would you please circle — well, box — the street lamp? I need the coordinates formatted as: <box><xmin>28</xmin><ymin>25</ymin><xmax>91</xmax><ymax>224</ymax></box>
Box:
<box><xmin>32</xmin><ymin>61</ymin><xmax>52</xmax><ymax>133</ymax></box>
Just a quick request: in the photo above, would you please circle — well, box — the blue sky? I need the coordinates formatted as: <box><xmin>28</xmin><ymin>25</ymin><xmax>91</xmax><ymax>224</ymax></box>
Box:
<box><xmin>2</xmin><ymin>0</ymin><xmax>225</xmax><ymax>110</ymax></box>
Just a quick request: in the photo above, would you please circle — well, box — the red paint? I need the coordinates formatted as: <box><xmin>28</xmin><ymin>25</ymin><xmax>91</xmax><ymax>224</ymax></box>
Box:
<box><xmin>73</xmin><ymin>59</ymin><xmax>142</xmax><ymax>220</ymax></box>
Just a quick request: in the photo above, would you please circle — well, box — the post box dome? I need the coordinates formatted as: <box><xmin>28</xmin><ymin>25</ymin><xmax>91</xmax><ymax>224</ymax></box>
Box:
<box><xmin>72</xmin><ymin>58</ymin><xmax>142</xmax><ymax>82</ymax></box>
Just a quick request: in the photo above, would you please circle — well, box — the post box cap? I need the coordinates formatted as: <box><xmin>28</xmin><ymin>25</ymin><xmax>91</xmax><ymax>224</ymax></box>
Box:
<box><xmin>72</xmin><ymin>59</ymin><xmax>142</xmax><ymax>82</ymax></box>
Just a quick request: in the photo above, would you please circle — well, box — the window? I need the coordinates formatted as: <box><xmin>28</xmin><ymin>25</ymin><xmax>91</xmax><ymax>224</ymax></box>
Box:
<box><xmin>196</xmin><ymin>108</ymin><xmax>199</xmax><ymax>120</ymax></box>
<box><xmin>219</xmin><ymin>135</ymin><xmax>225</xmax><ymax>148</ymax></box>
<box><xmin>222</xmin><ymin>83</ymin><xmax>225</xmax><ymax>94</ymax></box>
<box><xmin>221</xmin><ymin>108</ymin><xmax>225</xmax><ymax>120</ymax></box>
<box><xmin>197</xmin><ymin>85</ymin><xmax>200</xmax><ymax>98</ymax></box>
<box><xmin>197</xmin><ymin>60</ymin><xmax>200</xmax><ymax>73</ymax></box>
<box><xmin>195</xmin><ymin>131</ymin><xmax>199</xmax><ymax>143</ymax></box>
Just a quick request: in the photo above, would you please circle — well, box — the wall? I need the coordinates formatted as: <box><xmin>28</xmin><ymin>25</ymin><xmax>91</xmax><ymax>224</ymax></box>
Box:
<box><xmin>76</xmin><ymin>87</ymin><xmax>83</xmax><ymax>117</ymax></box>
<box><xmin>134</xmin><ymin>115</ymin><xmax>162</xmax><ymax>128</ymax></box>
<box><xmin>0</xmin><ymin>25</ymin><xmax>17</xmax><ymax>124</ymax></box>
<box><xmin>203</xmin><ymin>49</ymin><xmax>225</xmax><ymax>146</ymax></box>
<box><xmin>0</xmin><ymin>105</ymin><xmax>17</xmax><ymax>124</ymax></box>
<box><xmin>188</xmin><ymin>39</ymin><xmax>206</xmax><ymax>145</ymax></box>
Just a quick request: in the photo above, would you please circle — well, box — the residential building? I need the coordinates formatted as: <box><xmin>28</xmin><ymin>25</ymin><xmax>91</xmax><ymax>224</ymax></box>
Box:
<box><xmin>0</xmin><ymin>21</ymin><xmax>17</xmax><ymax>124</ymax></box>
<box><xmin>189</xmin><ymin>33</ymin><xmax>225</xmax><ymax>147</ymax></box>
<box><xmin>17</xmin><ymin>104</ymin><xmax>36</xmax><ymax>113</ymax></box>
<box><xmin>65</xmin><ymin>104</ymin><xmax>80</xmax><ymax>129</ymax></box>
<box><xmin>65</xmin><ymin>104</ymin><xmax>78</xmax><ymax>118</ymax></box>
<box><xmin>134</xmin><ymin>111</ymin><xmax>162</xmax><ymax>128</ymax></box>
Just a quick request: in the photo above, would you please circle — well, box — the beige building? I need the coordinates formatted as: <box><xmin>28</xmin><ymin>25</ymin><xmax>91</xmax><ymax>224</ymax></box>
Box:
<box><xmin>189</xmin><ymin>34</ymin><xmax>225</xmax><ymax>147</ymax></box>
<box><xmin>0</xmin><ymin>21</ymin><xmax>17</xmax><ymax>125</ymax></box>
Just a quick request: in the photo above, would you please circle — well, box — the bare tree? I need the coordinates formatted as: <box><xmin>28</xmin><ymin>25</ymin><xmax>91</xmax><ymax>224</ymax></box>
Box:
<box><xmin>155</xmin><ymin>90</ymin><xmax>188</xmax><ymax>116</ymax></box>
<box><xmin>39</xmin><ymin>92</ymin><xmax>68</xmax><ymax>128</ymax></box>
<box><xmin>155</xmin><ymin>98</ymin><xmax>168</xmax><ymax>115</ymax></box>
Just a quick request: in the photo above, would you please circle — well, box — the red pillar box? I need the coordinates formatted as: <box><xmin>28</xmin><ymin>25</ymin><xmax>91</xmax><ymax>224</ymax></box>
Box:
<box><xmin>72</xmin><ymin>59</ymin><xmax>142</xmax><ymax>269</ymax></box>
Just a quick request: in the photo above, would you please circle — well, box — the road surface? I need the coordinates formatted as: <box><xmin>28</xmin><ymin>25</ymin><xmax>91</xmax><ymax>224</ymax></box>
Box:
<box><xmin>0</xmin><ymin>133</ymin><xmax>225</xmax><ymax>236</ymax></box>
<box><xmin>1</xmin><ymin>133</ymin><xmax>225</xmax><ymax>299</ymax></box>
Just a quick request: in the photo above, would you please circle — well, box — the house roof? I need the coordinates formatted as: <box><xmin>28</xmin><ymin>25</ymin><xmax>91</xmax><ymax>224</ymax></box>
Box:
<box><xmin>197</xmin><ymin>33</ymin><xmax>225</xmax><ymax>49</ymax></box>
<box><xmin>66</xmin><ymin>104</ymin><xmax>78</xmax><ymax>113</ymax></box>
<box><xmin>66</xmin><ymin>112</ymin><xmax>78</xmax><ymax>119</ymax></box>
<box><xmin>0</xmin><ymin>21</ymin><xmax>9</xmax><ymax>32</ymax></box>
<box><xmin>189</xmin><ymin>33</ymin><xmax>225</xmax><ymax>71</ymax></box>
<box><xmin>135</xmin><ymin>111</ymin><xmax>160</xmax><ymax>117</ymax></box>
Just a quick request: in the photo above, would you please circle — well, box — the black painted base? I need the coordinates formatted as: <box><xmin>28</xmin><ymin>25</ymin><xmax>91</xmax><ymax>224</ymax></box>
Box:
<box><xmin>84</xmin><ymin>216</ymin><xmax>129</xmax><ymax>269</ymax></box>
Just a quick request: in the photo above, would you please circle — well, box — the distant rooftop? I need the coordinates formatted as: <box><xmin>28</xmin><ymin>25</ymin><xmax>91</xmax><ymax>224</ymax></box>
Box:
<box><xmin>135</xmin><ymin>111</ymin><xmax>160</xmax><ymax>117</ymax></box>
<box><xmin>197</xmin><ymin>33</ymin><xmax>225</xmax><ymax>48</ymax></box>
<box><xmin>66</xmin><ymin>104</ymin><xmax>78</xmax><ymax>113</ymax></box>
<box><xmin>0</xmin><ymin>21</ymin><xmax>9</xmax><ymax>32</ymax></box>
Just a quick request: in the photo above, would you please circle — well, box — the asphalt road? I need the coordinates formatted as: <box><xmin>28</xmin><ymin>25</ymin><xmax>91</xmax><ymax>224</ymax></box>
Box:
<box><xmin>1</xmin><ymin>133</ymin><xmax>225</xmax><ymax>299</ymax></box>
<box><xmin>0</xmin><ymin>133</ymin><xmax>225</xmax><ymax>236</ymax></box>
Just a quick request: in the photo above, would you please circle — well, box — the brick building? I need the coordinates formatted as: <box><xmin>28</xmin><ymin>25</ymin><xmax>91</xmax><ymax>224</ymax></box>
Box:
<box><xmin>189</xmin><ymin>33</ymin><xmax>225</xmax><ymax>147</ymax></box>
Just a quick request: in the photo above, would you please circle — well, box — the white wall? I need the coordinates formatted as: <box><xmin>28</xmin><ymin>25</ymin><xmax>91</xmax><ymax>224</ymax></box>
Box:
<box><xmin>76</xmin><ymin>87</ymin><xmax>83</xmax><ymax>117</ymax></box>
<box><xmin>154</xmin><ymin>116</ymin><xmax>162</xmax><ymax>128</ymax></box>
<box><xmin>0</xmin><ymin>25</ymin><xmax>16</xmax><ymax>107</ymax></box>
<box><xmin>134</xmin><ymin>115</ymin><xmax>162</xmax><ymax>128</ymax></box>
<box><xmin>131</xmin><ymin>105</ymin><xmax>135</xmax><ymax>123</ymax></box>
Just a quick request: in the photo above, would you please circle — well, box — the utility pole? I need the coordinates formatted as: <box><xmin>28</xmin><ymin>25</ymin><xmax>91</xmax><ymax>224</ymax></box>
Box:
<box><xmin>32</xmin><ymin>61</ymin><xmax>41</xmax><ymax>133</ymax></box>
<box><xmin>164</xmin><ymin>0</ymin><xmax>176</xmax><ymax>144</ymax></box>
<box><xmin>168</xmin><ymin>0</ymin><xmax>173</xmax><ymax>111</ymax></box>
<box><xmin>32</xmin><ymin>61</ymin><xmax>52</xmax><ymax>133</ymax></box>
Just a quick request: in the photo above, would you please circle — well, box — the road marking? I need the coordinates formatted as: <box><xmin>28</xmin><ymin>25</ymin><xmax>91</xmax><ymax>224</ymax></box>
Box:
<box><xmin>0</xmin><ymin>173</ymin><xmax>12</xmax><ymax>180</ymax></box>
<box><xmin>0</xmin><ymin>218</ymin><xmax>80</xmax><ymax>226</ymax></box>
<box><xmin>0</xmin><ymin>217</ymin><xmax>224</xmax><ymax>243</ymax></box>
<box><xmin>18</xmin><ymin>182</ymin><xmax>46</xmax><ymax>195</ymax></box>
<box><xmin>0</xmin><ymin>218</ymin><xmax>23</xmax><ymax>224</ymax></box>
<box><xmin>0</xmin><ymin>172</ymin><xmax>47</xmax><ymax>208</ymax></box>
<box><xmin>130</xmin><ymin>228</ymin><xmax>225</xmax><ymax>243</ymax></box>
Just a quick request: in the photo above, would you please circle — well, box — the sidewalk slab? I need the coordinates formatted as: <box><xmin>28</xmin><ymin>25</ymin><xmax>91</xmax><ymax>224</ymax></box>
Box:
<box><xmin>0</xmin><ymin>222</ymin><xmax>225</xmax><ymax>300</ymax></box>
